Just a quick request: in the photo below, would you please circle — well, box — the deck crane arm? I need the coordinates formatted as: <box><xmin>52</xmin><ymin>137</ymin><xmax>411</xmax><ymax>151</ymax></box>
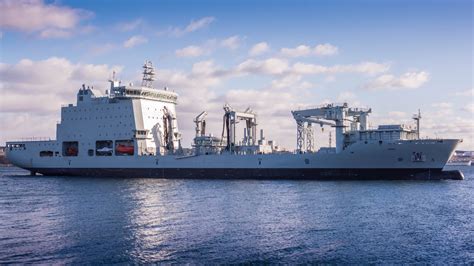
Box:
<box><xmin>194</xmin><ymin>111</ymin><xmax>208</xmax><ymax>137</ymax></box>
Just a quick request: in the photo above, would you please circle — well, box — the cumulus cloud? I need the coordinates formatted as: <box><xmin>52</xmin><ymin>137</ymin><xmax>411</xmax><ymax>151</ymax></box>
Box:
<box><xmin>184</xmin><ymin>17</ymin><xmax>215</xmax><ymax>32</ymax></box>
<box><xmin>271</xmin><ymin>74</ymin><xmax>312</xmax><ymax>90</ymax></box>
<box><xmin>314</xmin><ymin>43</ymin><xmax>339</xmax><ymax>56</ymax></box>
<box><xmin>281</xmin><ymin>43</ymin><xmax>339</xmax><ymax>57</ymax></box>
<box><xmin>281</xmin><ymin>45</ymin><xmax>312</xmax><ymax>57</ymax></box>
<box><xmin>220</xmin><ymin>35</ymin><xmax>241</xmax><ymax>50</ymax></box>
<box><xmin>175</xmin><ymin>45</ymin><xmax>207</xmax><ymax>57</ymax></box>
<box><xmin>236</xmin><ymin>58</ymin><xmax>289</xmax><ymax>75</ymax></box>
<box><xmin>0</xmin><ymin>0</ymin><xmax>93</xmax><ymax>38</ymax></box>
<box><xmin>174</xmin><ymin>36</ymin><xmax>242</xmax><ymax>58</ymax></box>
<box><xmin>293</xmin><ymin>61</ymin><xmax>390</xmax><ymax>75</ymax></box>
<box><xmin>123</xmin><ymin>35</ymin><xmax>148</xmax><ymax>48</ymax></box>
<box><xmin>364</xmin><ymin>71</ymin><xmax>430</xmax><ymax>90</ymax></box>
<box><xmin>167</xmin><ymin>57</ymin><xmax>389</xmax><ymax>79</ymax></box>
<box><xmin>0</xmin><ymin>57</ymin><xmax>122</xmax><ymax>92</ymax></box>
<box><xmin>249</xmin><ymin>42</ymin><xmax>270</xmax><ymax>56</ymax></box>
<box><xmin>0</xmin><ymin>57</ymin><xmax>122</xmax><ymax>143</ymax></box>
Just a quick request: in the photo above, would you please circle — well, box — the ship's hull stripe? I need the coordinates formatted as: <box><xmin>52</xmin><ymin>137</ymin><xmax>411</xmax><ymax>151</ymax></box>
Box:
<box><xmin>27</xmin><ymin>167</ymin><xmax>463</xmax><ymax>180</ymax></box>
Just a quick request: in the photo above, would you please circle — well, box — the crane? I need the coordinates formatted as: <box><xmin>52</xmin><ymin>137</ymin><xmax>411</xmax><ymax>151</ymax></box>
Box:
<box><xmin>194</xmin><ymin>111</ymin><xmax>208</xmax><ymax>138</ymax></box>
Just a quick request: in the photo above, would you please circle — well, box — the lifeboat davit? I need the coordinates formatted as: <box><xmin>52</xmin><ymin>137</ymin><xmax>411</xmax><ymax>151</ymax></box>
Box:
<box><xmin>116</xmin><ymin>144</ymin><xmax>134</xmax><ymax>155</ymax></box>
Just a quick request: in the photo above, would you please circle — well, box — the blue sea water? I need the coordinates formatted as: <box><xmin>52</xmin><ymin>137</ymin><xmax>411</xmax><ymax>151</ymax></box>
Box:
<box><xmin>0</xmin><ymin>166</ymin><xmax>472</xmax><ymax>264</ymax></box>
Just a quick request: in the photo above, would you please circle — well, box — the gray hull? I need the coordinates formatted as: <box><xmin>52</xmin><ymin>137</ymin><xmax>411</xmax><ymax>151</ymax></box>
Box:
<box><xmin>8</xmin><ymin>139</ymin><xmax>462</xmax><ymax>180</ymax></box>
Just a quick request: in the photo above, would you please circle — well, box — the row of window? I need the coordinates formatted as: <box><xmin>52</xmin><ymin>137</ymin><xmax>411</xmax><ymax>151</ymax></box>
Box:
<box><xmin>62</xmin><ymin>116</ymin><xmax>133</xmax><ymax>121</ymax></box>
<box><xmin>64</xmin><ymin>106</ymin><xmax>131</xmax><ymax>112</ymax></box>
<box><xmin>39</xmin><ymin>140</ymin><xmax>135</xmax><ymax>157</ymax></box>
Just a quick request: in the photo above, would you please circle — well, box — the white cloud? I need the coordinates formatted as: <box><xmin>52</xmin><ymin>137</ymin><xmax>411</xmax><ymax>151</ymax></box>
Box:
<box><xmin>237</xmin><ymin>58</ymin><xmax>289</xmax><ymax>75</ymax></box>
<box><xmin>0</xmin><ymin>57</ymin><xmax>122</xmax><ymax>143</ymax></box>
<box><xmin>175</xmin><ymin>45</ymin><xmax>206</xmax><ymax>57</ymax></box>
<box><xmin>167</xmin><ymin>16</ymin><xmax>215</xmax><ymax>37</ymax></box>
<box><xmin>271</xmin><ymin>74</ymin><xmax>312</xmax><ymax>90</ymax></box>
<box><xmin>365</xmin><ymin>71</ymin><xmax>430</xmax><ymax>90</ymax></box>
<box><xmin>220</xmin><ymin>35</ymin><xmax>241</xmax><ymax>50</ymax></box>
<box><xmin>249</xmin><ymin>42</ymin><xmax>270</xmax><ymax>56</ymax></box>
<box><xmin>0</xmin><ymin>0</ymin><xmax>92</xmax><ymax>38</ymax></box>
<box><xmin>280</xmin><ymin>43</ymin><xmax>339</xmax><ymax>57</ymax></box>
<box><xmin>314</xmin><ymin>43</ymin><xmax>339</xmax><ymax>56</ymax></box>
<box><xmin>174</xmin><ymin>37</ymin><xmax>241</xmax><ymax>58</ymax></box>
<box><xmin>293</xmin><ymin>61</ymin><xmax>390</xmax><ymax>75</ymax></box>
<box><xmin>281</xmin><ymin>45</ymin><xmax>312</xmax><ymax>57</ymax></box>
<box><xmin>184</xmin><ymin>17</ymin><xmax>215</xmax><ymax>32</ymax></box>
<box><xmin>123</xmin><ymin>35</ymin><xmax>148</xmax><ymax>48</ymax></box>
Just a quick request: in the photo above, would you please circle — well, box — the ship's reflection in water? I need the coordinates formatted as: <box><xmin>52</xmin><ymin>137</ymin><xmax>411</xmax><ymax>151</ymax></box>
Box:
<box><xmin>0</xmin><ymin>166</ymin><xmax>472</xmax><ymax>264</ymax></box>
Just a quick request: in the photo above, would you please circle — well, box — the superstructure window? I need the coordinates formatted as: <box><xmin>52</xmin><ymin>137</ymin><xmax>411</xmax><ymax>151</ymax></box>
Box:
<box><xmin>96</xmin><ymin>140</ymin><xmax>113</xmax><ymax>156</ymax></box>
<box><xmin>63</xmin><ymin>141</ymin><xmax>79</xmax><ymax>156</ymax></box>
<box><xmin>39</xmin><ymin>151</ymin><xmax>54</xmax><ymax>157</ymax></box>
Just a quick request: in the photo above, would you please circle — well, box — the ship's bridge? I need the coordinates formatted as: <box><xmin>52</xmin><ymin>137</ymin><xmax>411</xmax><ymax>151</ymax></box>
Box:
<box><xmin>110</xmin><ymin>85</ymin><xmax>178</xmax><ymax>104</ymax></box>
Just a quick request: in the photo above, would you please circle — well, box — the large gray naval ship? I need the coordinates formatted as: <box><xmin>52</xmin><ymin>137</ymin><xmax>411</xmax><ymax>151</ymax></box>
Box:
<box><xmin>6</xmin><ymin>61</ymin><xmax>463</xmax><ymax>180</ymax></box>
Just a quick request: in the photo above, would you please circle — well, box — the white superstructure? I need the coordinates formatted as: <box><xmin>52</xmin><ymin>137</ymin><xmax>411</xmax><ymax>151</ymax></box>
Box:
<box><xmin>5</xmin><ymin>61</ymin><xmax>464</xmax><ymax>180</ymax></box>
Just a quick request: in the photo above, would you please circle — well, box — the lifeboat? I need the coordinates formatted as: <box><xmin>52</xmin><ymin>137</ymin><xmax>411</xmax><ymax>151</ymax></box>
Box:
<box><xmin>116</xmin><ymin>144</ymin><xmax>134</xmax><ymax>155</ymax></box>
<box><xmin>66</xmin><ymin>147</ymin><xmax>78</xmax><ymax>156</ymax></box>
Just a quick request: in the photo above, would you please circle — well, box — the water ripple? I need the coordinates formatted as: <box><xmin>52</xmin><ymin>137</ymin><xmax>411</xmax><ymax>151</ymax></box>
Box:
<box><xmin>0</xmin><ymin>166</ymin><xmax>472</xmax><ymax>263</ymax></box>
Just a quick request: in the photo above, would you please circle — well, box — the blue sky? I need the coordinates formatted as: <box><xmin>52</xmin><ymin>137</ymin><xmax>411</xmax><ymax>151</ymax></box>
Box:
<box><xmin>0</xmin><ymin>0</ymin><xmax>472</xmax><ymax>149</ymax></box>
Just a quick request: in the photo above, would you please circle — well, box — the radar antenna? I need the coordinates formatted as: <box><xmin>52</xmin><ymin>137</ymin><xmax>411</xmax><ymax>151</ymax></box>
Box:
<box><xmin>141</xmin><ymin>60</ymin><xmax>155</xmax><ymax>88</ymax></box>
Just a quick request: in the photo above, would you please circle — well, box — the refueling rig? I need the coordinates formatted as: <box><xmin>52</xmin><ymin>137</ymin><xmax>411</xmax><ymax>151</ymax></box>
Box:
<box><xmin>192</xmin><ymin>104</ymin><xmax>278</xmax><ymax>155</ymax></box>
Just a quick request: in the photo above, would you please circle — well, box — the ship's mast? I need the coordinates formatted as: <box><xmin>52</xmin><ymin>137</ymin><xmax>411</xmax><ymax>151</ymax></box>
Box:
<box><xmin>141</xmin><ymin>60</ymin><xmax>155</xmax><ymax>88</ymax></box>
<box><xmin>413</xmin><ymin>109</ymin><xmax>421</xmax><ymax>139</ymax></box>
